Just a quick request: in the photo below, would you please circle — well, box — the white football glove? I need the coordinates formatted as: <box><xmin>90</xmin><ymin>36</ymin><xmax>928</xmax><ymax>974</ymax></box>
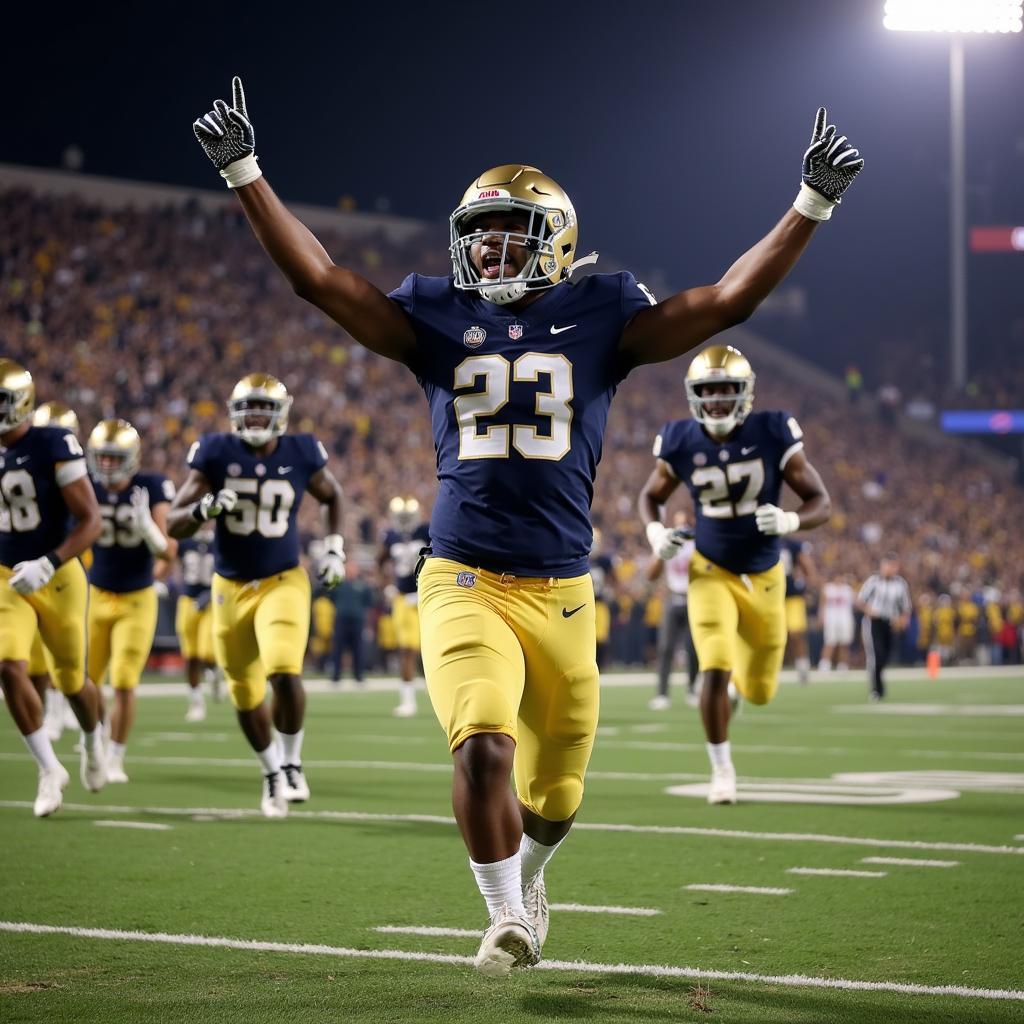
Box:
<box><xmin>193</xmin><ymin>76</ymin><xmax>262</xmax><ymax>189</ymax></box>
<box><xmin>794</xmin><ymin>106</ymin><xmax>864</xmax><ymax>222</ymax></box>
<box><xmin>646</xmin><ymin>521</ymin><xmax>689</xmax><ymax>561</ymax></box>
<box><xmin>195</xmin><ymin>489</ymin><xmax>238</xmax><ymax>522</ymax></box>
<box><xmin>129</xmin><ymin>486</ymin><xmax>169</xmax><ymax>555</ymax></box>
<box><xmin>755</xmin><ymin>504</ymin><xmax>801</xmax><ymax>536</ymax></box>
<box><xmin>10</xmin><ymin>556</ymin><xmax>57</xmax><ymax>595</ymax></box>
<box><xmin>317</xmin><ymin>534</ymin><xmax>346</xmax><ymax>590</ymax></box>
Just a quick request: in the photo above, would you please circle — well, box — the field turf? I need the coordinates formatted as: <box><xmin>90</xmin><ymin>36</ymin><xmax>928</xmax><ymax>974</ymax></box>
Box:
<box><xmin>1</xmin><ymin>670</ymin><xmax>1022</xmax><ymax>1023</ymax></box>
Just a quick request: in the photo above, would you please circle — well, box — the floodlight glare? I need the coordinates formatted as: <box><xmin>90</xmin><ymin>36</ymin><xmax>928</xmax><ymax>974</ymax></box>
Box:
<box><xmin>884</xmin><ymin>0</ymin><xmax>1023</xmax><ymax>33</ymax></box>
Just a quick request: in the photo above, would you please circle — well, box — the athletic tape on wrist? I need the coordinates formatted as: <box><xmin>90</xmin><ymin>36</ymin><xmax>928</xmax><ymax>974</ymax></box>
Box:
<box><xmin>793</xmin><ymin>183</ymin><xmax>834</xmax><ymax>222</ymax></box>
<box><xmin>221</xmin><ymin>154</ymin><xmax>262</xmax><ymax>189</ymax></box>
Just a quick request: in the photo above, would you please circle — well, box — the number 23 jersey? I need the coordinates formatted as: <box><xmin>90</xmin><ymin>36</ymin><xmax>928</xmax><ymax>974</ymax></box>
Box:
<box><xmin>654</xmin><ymin>411</ymin><xmax>804</xmax><ymax>576</ymax></box>
<box><xmin>390</xmin><ymin>272</ymin><xmax>655</xmax><ymax>578</ymax></box>
<box><xmin>187</xmin><ymin>433</ymin><xmax>327</xmax><ymax>581</ymax></box>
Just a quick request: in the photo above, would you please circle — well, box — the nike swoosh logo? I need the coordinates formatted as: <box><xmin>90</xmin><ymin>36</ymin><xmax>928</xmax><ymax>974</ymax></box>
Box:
<box><xmin>278</xmin><ymin>466</ymin><xmax>292</xmax><ymax>474</ymax></box>
<box><xmin>741</xmin><ymin>447</ymin><xmax>757</xmax><ymax>455</ymax></box>
<box><xmin>765</xmin><ymin>584</ymin><xmax>778</xmax><ymax>591</ymax></box>
<box><xmin>54</xmin><ymin>584</ymin><xmax>67</xmax><ymax>593</ymax></box>
<box><xmin>550</xmin><ymin>324</ymin><xmax>577</xmax><ymax>335</ymax></box>
<box><xmin>562</xmin><ymin>604</ymin><xmax>586</xmax><ymax>618</ymax></box>
<box><xmin>15</xmin><ymin>456</ymin><xmax>30</xmax><ymax>464</ymax></box>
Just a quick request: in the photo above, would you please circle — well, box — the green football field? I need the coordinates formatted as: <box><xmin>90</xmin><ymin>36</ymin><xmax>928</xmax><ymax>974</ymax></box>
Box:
<box><xmin>1</xmin><ymin>670</ymin><xmax>1022</xmax><ymax>1023</ymax></box>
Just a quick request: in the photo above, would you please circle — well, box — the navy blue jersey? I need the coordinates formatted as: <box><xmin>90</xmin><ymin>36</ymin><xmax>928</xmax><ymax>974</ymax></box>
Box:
<box><xmin>655</xmin><ymin>410</ymin><xmax>804</xmax><ymax>575</ymax></box>
<box><xmin>383</xmin><ymin>523</ymin><xmax>431</xmax><ymax>594</ymax></box>
<box><xmin>0</xmin><ymin>425</ymin><xmax>87</xmax><ymax>567</ymax></box>
<box><xmin>187</xmin><ymin>433</ymin><xmax>328</xmax><ymax>581</ymax></box>
<box><xmin>390</xmin><ymin>272</ymin><xmax>655</xmax><ymax>576</ymax></box>
<box><xmin>89</xmin><ymin>472</ymin><xmax>175</xmax><ymax>593</ymax></box>
<box><xmin>178</xmin><ymin>535</ymin><xmax>215</xmax><ymax>599</ymax></box>
<box><xmin>780</xmin><ymin>537</ymin><xmax>810</xmax><ymax>597</ymax></box>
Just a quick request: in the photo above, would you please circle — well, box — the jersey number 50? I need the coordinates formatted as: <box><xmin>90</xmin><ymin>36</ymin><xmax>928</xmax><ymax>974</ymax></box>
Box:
<box><xmin>223</xmin><ymin>478</ymin><xmax>295</xmax><ymax>538</ymax></box>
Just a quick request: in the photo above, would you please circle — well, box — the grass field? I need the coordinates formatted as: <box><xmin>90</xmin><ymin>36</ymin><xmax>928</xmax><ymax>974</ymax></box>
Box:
<box><xmin>1</xmin><ymin>669</ymin><xmax>1022</xmax><ymax>1023</ymax></box>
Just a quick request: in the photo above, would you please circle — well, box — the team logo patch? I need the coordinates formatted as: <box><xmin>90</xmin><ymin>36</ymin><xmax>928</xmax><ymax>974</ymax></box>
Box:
<box><xmin>543</xmin><ymin>258</ymin><xmax>557</xmax><ymax>274</ymax></box>
<box><xmin>227</xmin><ymin>463</ymin><xmax>241</xmax><ymax>477</ymax></box>
<box><xmin>216</xmin><ymin>594</ymin><xmax>225</xmax><ymax>605</ymax></box>
<box><xmin>255</xmin><ymin>463</ymin><xmax>266</xmax><ymax>476</ymax></box>
<box><xmin>693</xmin><ymin>452</ymin><xmax>707</xmax><ymax>466</ymax></box>
<box><xmin>508</xmin><ymin>324</ymin><xmax>523</xmax><ymax>340</ymax></box>
<box><xmin>456</xmin><ymin>571</ymin><xmax>477</xmax><ymax>589</ymax></box>
<box><xmin>463</xmin><ymin>326</ymin><xmax>486</xmax><ymax>349</ymax></box>
<box><xmin>719</xmin><ymin>449</ymin><xmax>730</xmax><ymax>462</ymax></box>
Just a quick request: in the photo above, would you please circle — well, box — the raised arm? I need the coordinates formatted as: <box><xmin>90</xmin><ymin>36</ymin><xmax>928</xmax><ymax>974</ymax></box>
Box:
<box><xmin>193</xmin><ymin>77</ymin><xmax>416</xmax><ymax>366</ymax></box>
<box><xmin>618</xmin><ymin>108</ymin><xmax>863</xmax><ymax>370</ymax></box>
<box><xmin>307</xmin><ymin>466</ymin><xmax>346</xmax><ymax>590</ymax></box>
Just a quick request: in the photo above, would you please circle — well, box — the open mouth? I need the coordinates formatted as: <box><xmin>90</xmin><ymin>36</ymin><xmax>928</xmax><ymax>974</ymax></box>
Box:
<box><xmin>480</xmin><ymin>251</ymin><xmax>514</xmax><ymax>280</ymax></box>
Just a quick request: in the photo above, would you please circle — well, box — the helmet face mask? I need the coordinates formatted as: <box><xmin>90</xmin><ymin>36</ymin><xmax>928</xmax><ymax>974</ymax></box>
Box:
<box><xmin>685</xmin><ymin>345</ymin><xmax>756</xmax><ymax>439</ymax></box>
<box><xmin>87</xmin><ymin>419</ymin><xmax>141</xmax><ymax>487</ymax></box>
<box><xmin>227</xmin><ymin>374</ymin><xmax>291</xmax><ymax>447</ymax></box>
<box><xmin>0</xmin><ymin>359</ymin><xmax>35</xmax><ymax>433</ymax></box>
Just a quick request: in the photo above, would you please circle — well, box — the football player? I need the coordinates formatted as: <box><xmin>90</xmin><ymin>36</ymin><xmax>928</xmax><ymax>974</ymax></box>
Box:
<box><xmin>379</xmin><ymin>496</ymin><xmax>430</xmax><ymax>717</ymax></box>
<box><xmin>193</xmin><ymin>78</ymin><xmax>862</xmax><ymax>973</ymax></box>
<box><xmin>167</xmin><ymin>374</ymin><xmax>345</xmax><ymax>818</ymax></box>
<box><xmin>86</xmin><ymin>419</ymin><xmax>178</xmax><ymax>782</ymax></box>
<box><xmin>0</xmin><ymin>360</ymin><xmax>107</xmax><ymax>815</ymax></box>
<box><xmin>639</xmin><ymin>345</ymin><xmax>831</xmax><ymax>804</ymax></box>
<box><xmin>780</xmin><ymin>535</ymin><xmax>815</xmax><ymax>684</ymax></box>
<box><xmin>175</xmin><ymin>522</ymin><xmax>217</xmax><ymax>721</ymax></box>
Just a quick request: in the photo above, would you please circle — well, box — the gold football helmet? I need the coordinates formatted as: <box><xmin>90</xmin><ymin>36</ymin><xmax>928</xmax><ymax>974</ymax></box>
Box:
<box><xmin>33</xmin><ymin>400</ymin><xmax>80</xmax><ymax>436</ymax></box>
<box><xmin>685</xmin><ymin>345</ymin><xmax>756</xmax><ymax>439</ymax></box>
<box><xmin>449</xmin><ymin>165</ymin><xmax>578</xmax><ymax>305</ymax></box>
<box><xmin>389</xmin><ymin>495</ymin><xmax>421</xmax><ymax>532</ymax></box>
<box><xmin>228</xmin><ymin>373</ymin><xmax>291</xmax><ymax>447</ymax></box>
<box><xmin>87</xmin><ymin>418</ymin><xmax>141</xmax><ymax>486</ymax></box>
<box><xmin>0</xmin><ymin>358</ymin><xmax>35</xmax><ymax>433</ymax></box>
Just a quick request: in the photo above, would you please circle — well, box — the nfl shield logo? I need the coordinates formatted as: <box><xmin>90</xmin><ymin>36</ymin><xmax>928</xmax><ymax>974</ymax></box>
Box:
<box><xmin>456</xmin><ymin>571</ymin><xmax>477</xmax><ymax>589</ymax></box>
<box><xmin>508</xmin><ymin>324</ymin><xmax>523</xmax><ymax>341</ymax></box>
<box><xmin>463</xmin><ymin>326</ymin><xmax>486</xmax><ymax>349</ymax></box>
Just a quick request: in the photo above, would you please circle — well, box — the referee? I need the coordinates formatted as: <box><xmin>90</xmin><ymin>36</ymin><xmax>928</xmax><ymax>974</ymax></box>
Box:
<box><xmin>856</xmin><ymin>553</ymin><xmax>912</xmax><ymax>700</ymax></box>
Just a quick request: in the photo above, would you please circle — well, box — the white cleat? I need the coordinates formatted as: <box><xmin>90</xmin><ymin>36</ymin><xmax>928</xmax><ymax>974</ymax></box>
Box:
<box><xmin>708</xmin><ymin>764</ymin><xmax>738</xmax><ymax>805</ymax></box>
<box><xmin>281</xmin><ymin>763</ymin><xmax>310</xmax><ymax>803</ymax></box>
<box><xmin>647</xmin><ymin>695</ymin><xmax>670</xmax><ymax>711</ymax></box>
<box><xmin>106</xmin><ymin>753</ymin><xmax>129</xmax><ymax>784</ymax></box>
<box><xmin>34</xmin><ymin>764</ymin><xmax>70</xmax><ymax>818</ymax></box>
<box><xmin>393</xmin><ymin>698</ymin><xmax>417</xmax><ymax>718</ymax></box>
<box><xmin>80</xmin><ymin>735</ymin><xmax>107</xmax><ymax>792</ymax></box>
<box><xmin>473</xmin><ymin>903</ymin><xmax>541</xmax><ymax>978</ymax></box>
<box><xmin>261</xmin><ymin>771</ymin><xmax>289</xmax><ymax>818</ymax></box>
<box><xmin>523</xmin><ymin>870</ymin><xmax>549</xmax><ymax>949</ymax></box>
<box><xmin>185</xmin><ymin>700</ymin><xmax>207</xmax><ymax>723</ymax></box>
<box><xmin>44</xmin><ymin>712</ymin><xmax>63</xmax><ymax>743</ymax></box>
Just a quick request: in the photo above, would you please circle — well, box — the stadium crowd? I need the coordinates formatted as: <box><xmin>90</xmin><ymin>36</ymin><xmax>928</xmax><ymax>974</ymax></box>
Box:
<box><xmin>3</xmin><ymin>186</ymin><xmax>1022</xmax><ymax>670</ymax></box>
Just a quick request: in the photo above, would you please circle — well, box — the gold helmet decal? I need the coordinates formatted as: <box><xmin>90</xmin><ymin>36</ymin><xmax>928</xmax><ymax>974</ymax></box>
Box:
<box><xmin>449</xmin><ymin>165</ymin><xmax>578</xmax><ymax>306</ymax></box>
<box><xmin>685</xmin><ymin>345</ymin><xmax>756</xmax><ymax>439</ymax></box>
<box><xmin>228</xmin><ymin>373</ymin><xmax>292</xmax><ymax>447</ymax></box>
<box><xmin>33</xmin><ymin>400</ymin><xmax>80</xmax><ymax>436</ymax></box>
<box><xmin>87</xmin><ymin>418</ymin><xmax>141</xmax><ymax>486</ymax></box>
<box><xmin>0</xmin><ymin>358</ymin><xmax>36</xmax><ymax>433</ymax></box>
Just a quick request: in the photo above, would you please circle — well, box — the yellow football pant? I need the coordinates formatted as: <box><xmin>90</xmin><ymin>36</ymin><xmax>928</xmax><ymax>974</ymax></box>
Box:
<box><xmin>212</xmin><ymin>566</ymin><xmax>310</xmax><ymax>711</ymax></box>
<box><xmin>688</xmin><ymin>554</ymin><xmax>786</xmax><ymax>705</ymax></box>
<box><xmin>0</xmin><ymin>559</ymin><xmax>89</xmax><ymax>695</ymax></box>
<box><xmin>785</xmin><ymin>595</ymin><xmax>808</xmax><ymax>634</ymax></box>
<box><xmin>391</xmin><ymin>592</ymin><xmax>421</xmax><ymax>650</ymax></box>
<box><xmin>418</xmin><ymin>557</ymin><xmax>599</xmax><ymax>823</ymax></box>
<box><xmin>310</xmin><ymin>595</ymin><xmax>335</xmax><ymax>658</ymax></box>
<box><xmin>28</xmin><ymin>631</ymin><xmax>49</xmax><ymax>676</ymax></box>
<box><xmin>88</xmin><ymin>585</ymin><xmax>159</xmax><ymax>690</ymax></box>
<box><xmin>176</xmin><ymin>595</ymin><xmax>214</xmax><ymax>663</ymax></box>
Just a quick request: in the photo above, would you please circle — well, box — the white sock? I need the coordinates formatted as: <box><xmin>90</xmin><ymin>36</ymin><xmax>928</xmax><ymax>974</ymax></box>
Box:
<box><xmin>83</xmin><ymin>725</ymin><xmax>103</xmax><ymax>751</ymax></box>
<box><xmin>818</xmin><ymin>658</ymin><xmax>832</xmax><ymax>671</ymax></box>
<box><xmin>279</xmin><ymin>729</ymin><xmax>304</xmax><ymax>766</ymax></box>
<box><xmin>255</xmin><ymin>742</ymin><xmax>281</xmax><ymax>776</ymax></box>
<box><xmin>796</xmin><ymin>656</ymin><xmax>810</xmax><ymax>682</ymax></box>
<box><xmin>837</xmin><ymin>661</ymin><xmax>849</xmax><ymax>671</ymax></box>
<box><xmin>24</xmin><ymin>727</ymin><xmax>62</xmax><ymax>773</ymax></box>
<box><xmin>470</xmin><ymin>852</ymin><xmax>526</xmax><ymax>917</ymax></box>
<box><xmin>108</xmin><ymin>740</ymin><xmax>126</xmax><ymax>759</ymax></box>
<box><xmin>189</xmin><ymin>688</ymin><xmax>204</xmax><ymax>705</ymax></box>
<box><xmin>706</xmin><ymin>740</ymin><xmax>733</xmax><ymax>772</ymax></box>
<box><xmin>520</xmin><ymin>834</ymin><xmax>563</xmax><ymax>887</ymax></box>
<box><xmin>44</xmin><ymin>689</ymin><xmax>59</xmax><ymax>717</ymax></box>
<box><xmin>400</xmin><ymin>681</ymin><xmax>416</xmax><ymax>703</ymax></box>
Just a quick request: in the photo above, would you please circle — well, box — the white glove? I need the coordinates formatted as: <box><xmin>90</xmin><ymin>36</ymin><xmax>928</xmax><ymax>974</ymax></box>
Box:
<box><xmin>192</xmin><ymin>76</ymin><xmax>261</xmax><ymax>189</ymax></box>
<box><xmin>10</xmin><ymin>556</ymin><xmax>57</xmax><ymax>595</ymax></box>
<box><xmin>194</xmin><ymin>489</ymin><xmax>238</xmax><ymax>522</ymax></box>
<box><xmin>317</xmin><ymin>534</ymin><xmax>346</xmax><ymax>590</ymax></box>
<box><xmin>130</xmin><ymin>487</ymin><xmax>169</xmax><ymax>556</ymax></box>
<box><xmin>646</xmin><ymin>521</ymin><xmax>687</xmax><ymax>561</ymax></box>
<box><xmin>755</xmin><ymin>504</ymin><xmax>801</xmax><ymax>536</ymax></box>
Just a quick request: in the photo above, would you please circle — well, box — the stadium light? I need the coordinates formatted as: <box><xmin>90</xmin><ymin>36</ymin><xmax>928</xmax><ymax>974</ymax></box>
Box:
<box><xmin>884</xmin><ymin>1</ymin><xmax>1023</xmax><ymax>392</ymax></box>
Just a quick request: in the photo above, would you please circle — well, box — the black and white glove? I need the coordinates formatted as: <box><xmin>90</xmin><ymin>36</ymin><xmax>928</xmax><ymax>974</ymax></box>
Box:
<box><xmin>755</xmin><ymin>504</ymin><xmax>800</xmax><ymax>536</ymax></box>
<box><xmin>646</xmin><ymin>522</ymin><xmax>692</xmax><ymax>561</ymax></box>
<box><xmin>317</xmin><ymin>534</ymin><xmax>346</xmax><ymax>589</ymax></box>
<box><xmin>193</xmin><ymin>489</ymin><xmax>239</xmax><ymax>523</ymax></box>
<box><xmin>794</xmin><ymin>107</ymin><xmax>864</xmax><ymax>222</ymax></box>
<box><xmin>129</xmin><ymin>486</ymin><xmax>169</xmax><ymax>555</ymax></box>
<box><xmin>193</xmin><ymin>76</ymin><xmax>262</xmax><ymax>189</ymax></box>
<box><xmin>10</xmin><ymin>555</ymin><xmax>58</xmax><ymax>595</ymax></box>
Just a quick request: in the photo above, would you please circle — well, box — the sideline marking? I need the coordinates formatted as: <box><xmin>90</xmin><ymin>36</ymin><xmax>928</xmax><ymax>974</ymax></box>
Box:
<box><xmin>2</xmin><ymin>921</ymin><xmax>1022</xmax><ymax>1002</ymax></box>
<box><xmin>549</xmin><ymin>903</ymin><xmax>662</xmax><ymax>917</ymax></box>
<box><xmin>787</xmin><ymin>867</ymin><xmax>887</xmax><ymax>878</ymax></box>
<box><xmin>861</xmin><ymin>857</ymin><xmax>958</xmax><ymax>868</ymax></box>
<box><xmin>93</xmin><ymin>820</ymin><xmax>171</xmax><ymax>832</ymax></box>
<box><xmin>2</xmin><ymin>801</ymin><xmax>1024</xmax><ymax>857</ymax></box>
<box><xmin>834</xmin><ymin>704</ymin><xmax>1024</xmax><ymax>718</ymax></box>
<box><xmin>685</xmin><ymin>884</ymin><xmax>792</xmax><ymax>896</ymax></box>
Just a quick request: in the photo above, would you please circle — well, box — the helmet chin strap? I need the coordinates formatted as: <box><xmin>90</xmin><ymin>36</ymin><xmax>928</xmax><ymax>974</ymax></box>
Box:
<box><xmin>478</xmin><ymin>280</ymin><xmax>527</xmax><ymax>305</ymax></box>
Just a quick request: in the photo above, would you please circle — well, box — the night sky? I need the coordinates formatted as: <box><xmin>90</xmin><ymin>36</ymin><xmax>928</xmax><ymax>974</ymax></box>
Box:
<box><xmin>4</xmin><ymin>1</ymin><xmax>1023</xmax><ymax>383</ymax></box>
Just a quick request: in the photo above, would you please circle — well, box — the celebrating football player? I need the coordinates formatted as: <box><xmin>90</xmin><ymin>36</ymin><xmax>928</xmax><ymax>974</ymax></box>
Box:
<box><xmin>379</xmin><ymin>496</ymin><xmax>430</xmax><ymax>718</ymax></box>
<box><xmin>0</xmin><ymin>360</ymin><xmax>108</xmax><ymax>816</ymax></box>
<box><xmin>193</xmin><ymin>78</ymin><xmax>862</xmax><ymax>973</ymax></box>
<box><xmin>86</xmin><ymin>419</ymin><xmax>178</xmax><ymax>782</ymax></box>
<box><xmin>639</xmin><ymin>345</ymin><xmax>831</xmax><ymax>805</ymax></box>
<box><xmin>175</xmin><ymin>522</ymin><xmax>217</xmax><ymax>722</ymax></box>
<box><xmin>167</xmin><ymin>374</ymin><xmax>345</xmax><ymax>818</ymax></box>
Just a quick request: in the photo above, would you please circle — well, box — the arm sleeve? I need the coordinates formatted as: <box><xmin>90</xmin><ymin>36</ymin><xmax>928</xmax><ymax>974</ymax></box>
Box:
<box><xmin>775</xmin><ymin>411</ymin><xmax>805</xmax><ymax>469</ymax></box>
<box><xmin>187</xmin><ymin>436</ymin><xmax>211</xmax><ymax>476</ymax></box>
<box><xmin>307</xmin><ymin>436</ymin><xmax>330</xmax><ymax>473</ymax></box>
<box><xmin>50</xmin><ymin>428</ymin><xmax>87</xmax><ymax>486</ymax></box>
<box><xmin>621</xmin><ymin>272</ymin><xmax>657</xmax><ymax>323</ymax></box>
<box><xmin>151</xmin><ymin>475</ymin><xmax>175</xmax><ymax>507</ymax></box>
<box><xmin>388</xmin><ymin>273</ymin><xmax>417</xmax><ymax>316</ymax></box>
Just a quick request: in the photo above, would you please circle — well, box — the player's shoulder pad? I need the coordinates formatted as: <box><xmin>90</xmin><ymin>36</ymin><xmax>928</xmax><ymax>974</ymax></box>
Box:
<box><xmin>40</xmin><ymin>425</ymin><xmax>84</xmax><ymax>462</ymax></box>
<box><xmin>654</xmin><ymin>418</ymin><xmax>692</xmax><ymax>460</ymax></box>
<box><xmin>288</xmin><ymin>433</ymin><xmax>329</xmax><ymax>470</ymax></box>
<box><xmin>188</xmin><ymin>432</ymin><xmax>228</xmax><ymax>467</ymax></box>
<box><xmin>141</xmin><ymin>471</ymin><xmax>176</xmax><ymax>504</ymax></box>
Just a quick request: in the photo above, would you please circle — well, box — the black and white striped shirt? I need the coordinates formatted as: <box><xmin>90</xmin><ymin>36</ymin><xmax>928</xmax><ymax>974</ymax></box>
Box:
<box><xmin>858</xmin><ymin>574</ymin><xmax>912</xmax><ymax>621</ymax></box>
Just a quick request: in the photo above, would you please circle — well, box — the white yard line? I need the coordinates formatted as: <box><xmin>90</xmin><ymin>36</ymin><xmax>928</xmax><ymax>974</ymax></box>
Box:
<box><xmin>374</xmin><ymin>925</ymin><xmax>478</xmax><ymax>938</ymax></box>
<box><xmin>598</xmin><ymin>740</ymin><xmax>1024</xmax><ymax>762</ymax></box>
<box><xmin>787</xmin><ymin>867</ymin><xmax>887</xmax><ymax>878</ymax></box>
<box><xmin>1</xmin><ymin>920</ymin><xmax>1021</xmax><ymax>1002</ymax></box>
<box><xmin>861</xmin><ymin>857</ymin><xmax>958</xmax><ymax>868</ymax></box>
<box><xmin>685</xmin><ymin>884</ymin><xmax>792</xmax><ymax>896</ymax></box>
<box><xmin>93</xmin><ymin>820</ymin><xmax>171</xmax><ymax>832</ymax></box>
<box><xmin>549</xmin><ymin>903</ymin><xmax>662</xmax><ymax>916</ymax></box>
<box><xmin>3</xmin><ymin>800</ymin><xmax>1024</xmax><ymax>857</ymax></box>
